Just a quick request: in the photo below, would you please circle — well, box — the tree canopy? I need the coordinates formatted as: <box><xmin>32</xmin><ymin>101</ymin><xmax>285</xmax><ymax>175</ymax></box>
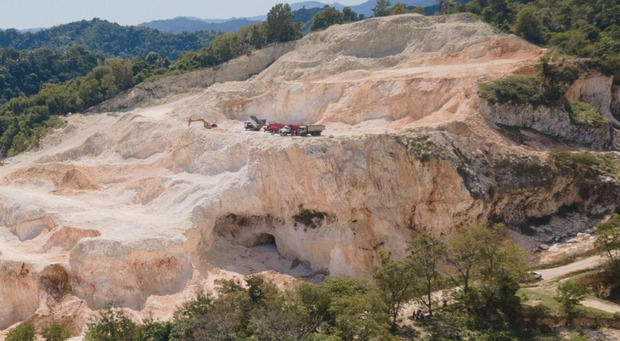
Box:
<box><xmin>0</xmin><ymin>18</ymin><xmax>217</xmax><ymax>60</ymax></box>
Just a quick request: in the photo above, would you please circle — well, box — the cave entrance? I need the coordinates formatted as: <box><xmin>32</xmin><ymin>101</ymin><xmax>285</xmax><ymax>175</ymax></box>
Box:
<box><xmin>249</xmin><ymin>233</ymin><xmax>277</xmax><ymax>248</ymax></box>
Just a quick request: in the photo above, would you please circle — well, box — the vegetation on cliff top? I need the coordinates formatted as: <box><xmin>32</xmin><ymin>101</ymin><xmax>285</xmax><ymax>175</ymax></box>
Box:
<box><xmin>457</xmin><ymin>0</ymin><xmax>620</xmax><ymax>84</ymax></box>
<box><xmin>478</xmin><ymin>56</ymin><xmax>579</xmax><ymax>107</ymax></box>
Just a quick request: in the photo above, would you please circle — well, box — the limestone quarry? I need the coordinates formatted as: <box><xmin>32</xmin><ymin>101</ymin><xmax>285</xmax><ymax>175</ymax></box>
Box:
<box><xmin>1</xmin><ymin>13</ymin><xmax>620</xmax><ymax>335</ymax></box>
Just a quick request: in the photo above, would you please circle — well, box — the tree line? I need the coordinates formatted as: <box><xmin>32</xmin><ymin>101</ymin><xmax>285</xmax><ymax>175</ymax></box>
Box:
<box><xmin>0</xmin><ymin>19</ymin><xmax>218</xmax><ymax>60</ymax></box>
<box><xmin>0</xmin><ymin>46</ymin><xmax>102</xmax><ymax>104</ymax></box>
<box><xmin>450</xmin><ymin>0</ymin><xmax>620</xmax><ymax>85</ymax></box>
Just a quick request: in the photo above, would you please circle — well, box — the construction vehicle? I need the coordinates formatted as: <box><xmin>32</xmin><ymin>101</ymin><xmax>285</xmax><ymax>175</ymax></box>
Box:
<box><xmin>188</xmin><ymin>118</ymin><xmax>217</xmax><ymax>129</ymax></box>
<box><xmin>297</xmin><ymin>125</ymin><xmax>325</xmax><ymax>136</ymax></box>
<box><xmin>244</xmin><ymin>116</ymin><xmax>267</xmax><ymax>131</ymax></box>
<box><xmin>265</xmin><ymin>122</ymin><xmax>286</xmax><ymax>133</ymax></box>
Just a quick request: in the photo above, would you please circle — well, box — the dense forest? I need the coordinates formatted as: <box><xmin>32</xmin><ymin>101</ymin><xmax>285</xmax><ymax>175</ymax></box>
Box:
<box><xmin>0</xmin><ymin>19</ymin><xmax>217</xmax><ymax>59</ymax></box>
<box><xmin>0</xmin><ymin>46</ymin><xmax>102</xmax><ymax>104</ymax></box>
<box><xmin>455</xmin><ymin>0</ymin><xmax>620</xmax><ymax>83</ymax></box>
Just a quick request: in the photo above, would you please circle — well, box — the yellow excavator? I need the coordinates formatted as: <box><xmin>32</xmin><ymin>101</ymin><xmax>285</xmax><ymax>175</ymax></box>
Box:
<box><xmin>188</xmin><ymin>118</ymin><xmax>218</xmax><ymax>129</ymax></box>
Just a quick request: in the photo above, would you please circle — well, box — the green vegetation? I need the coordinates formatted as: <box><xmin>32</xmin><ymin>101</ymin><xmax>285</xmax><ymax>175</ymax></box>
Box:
<box><xmin>478</xmin><ymin>57</ymin><xmax>579</xmax><ymax>107</ymax></box>
<box><xmin>594</xmin><ymin>214</ymin><xmax>620</xmax><ymax>301</ymax></box>
<box><xmin>85</xmin><ymin>309</ymin><xmax>141</xmax><ymax>341</ymax></box>
<box><xmin>555</xmin><ymin>280</ymin><xmax>589</xmax><ymax>323</ymax></box>
<box><xmin>0</xmin><ymin>3</ymin><xmax>303</xmax><ymax>158</ymax></box>
<box><xmin>0</xmin><ymin>19</ymin><xmax>217</xmax><ymax>60</ymax></box>
<box><xmin>399</xmin><ymin>134</ymin><xmax>433</xmax><ymax>162</ymax></box>
<box><xmin>479</xmin><ymin>74</ymin><xmax>541</xmax><ymax>105</ymax></box>
<box><xmin>567</xmin><ymin>101</ymin><xmax>607</xmax><ymax>125</ymax></box>
<box><xmin>0</xmin><ymin>46</ymin><xmax>101</xmax><ymax>104</ymax></box>
<box><xmin>42</xmin><ymin>323</ymin><xmax>71</xmax><ymax>341</ymax></box>
<box><xmin>77</xmin><ymin>223</ymin><xmax>619</xmax><ymax>339</ymax></box>
<box><xmin>373</xmin><ymin>0</ymin><xmax>392</xmax><ymax>17</ymax></box>
<box><xmin>310</xmin><ymin>7</ymin><xmax>358</xmax><ymax>31</ymax></box>
<box><xmin>80</xmin><ymin>225</ymin><xmax>545</xmax><ymax>340</ymax></box>
<box><xmin>461</xmin><ymin>0</ymin><xmax>620</xmax><ymax>84</ymax></box>
<box><xmin>5</xmin><ymin>324</ymin><xmax>36</xmax><ymax>341</ymax></box>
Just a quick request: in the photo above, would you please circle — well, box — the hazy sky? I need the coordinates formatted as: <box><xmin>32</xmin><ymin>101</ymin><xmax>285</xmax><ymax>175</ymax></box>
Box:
<box><xmin>0</xmin><ymin>0</ymin><xmax>365</xmax><ymax>30</ymax></box>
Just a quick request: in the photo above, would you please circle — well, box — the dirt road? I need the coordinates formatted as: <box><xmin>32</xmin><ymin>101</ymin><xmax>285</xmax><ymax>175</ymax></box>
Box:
<box><xmin>537</xmin><ymin>255</ymin><xmax>605</xmax><ymax>281</ymax></box>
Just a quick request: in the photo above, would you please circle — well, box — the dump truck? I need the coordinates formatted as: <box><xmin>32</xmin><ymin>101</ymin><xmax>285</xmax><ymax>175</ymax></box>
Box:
<box><xmin>244</xmin><ymin>116</ymin><xmax>267</xmax><ymax>131</ymax></box>
<box><xmin>278</xmin><ymin>125</ymin><xmax>301</xmax><ymax>136</ymax></box>
<box><xmin>297</xmin><ymin>125</ymin><xmax>325</xmax><ymax>136</ymax></box>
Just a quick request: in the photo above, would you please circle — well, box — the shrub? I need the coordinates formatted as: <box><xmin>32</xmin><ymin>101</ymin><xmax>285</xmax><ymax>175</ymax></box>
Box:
<box><xmin>567</xmin><ymin>101</ymin><xmax>607</xmax><ymax>125</ymax></box>
<box><xmin>42</xmin><ymin>323</ymin><xmax>71</xmax><ymax>341</ymax></box>
<box><xmin>84</xmin><ymin>309</ymin><xmax>139</xmax><ymax>341</ymax></box>
<box><xmin>549</xmin><ymin>150</ymin><xmax>600</xmax><ymax>171</ymax></box>
<box><xmin>6</xmin><ymin>324</ymin><xmax>36</xmax><ymax>341</ymax></box>
<box><xmin>555</xmin><ymin>280</ymin><xmax>588</xmax><ymax>323</ymax></box>
<box><xmin>479</xmin><ymin>75</ymin><xmax>542</xmax><ymax>106</ymax></box>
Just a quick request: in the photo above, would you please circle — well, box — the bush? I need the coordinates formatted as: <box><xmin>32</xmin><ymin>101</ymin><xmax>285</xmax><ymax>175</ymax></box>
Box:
<box><xmin>567</xmin><ymin>101</ymin><xmax>607</xmax><ymax>125</ymax></box>
<box><xmin>479</xmin><ymin>75</ymin><xmax>542</xmax><ymax>106</ymax></box>
<box><xmin>311</xmin><ymin>7</ymin><xmax>344</xmax><ymax>31</ymax></box>
<box><xmin>6</xmin><ymin>324</ymin><xmax>36</xmax><ymax>341</ymax></box>
<box><xmin>549</xmin><ymin>150</ymin><xmax>600</xmax><ymax>171</ymax></box>
<box><xmin>84</xmin><ymin>309</ymin><xmax>139</xmax><ymax>341</ymax></box>
<box><xmin>42</xmin><ymin>323</ymin><xmax>71</xmax><ymax>341</ymax></box>
<box><xmin>555</xmin><ymin>280</ymin><xmax>588</xmax><ymax>323</ymax></box>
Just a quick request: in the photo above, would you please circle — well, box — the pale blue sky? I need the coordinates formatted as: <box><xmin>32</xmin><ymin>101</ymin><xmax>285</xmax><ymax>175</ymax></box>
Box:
<box><xmin>0</xmin><ymin>0</ymin><xmax>365</xmax><ymax>30</ymax></box>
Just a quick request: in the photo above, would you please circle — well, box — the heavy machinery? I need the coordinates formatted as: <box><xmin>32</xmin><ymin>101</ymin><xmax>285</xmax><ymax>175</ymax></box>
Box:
<box><xmin>280</xmin><ymin>124</ymin><xmax>325</xmax><ymax>136</ymax></box>
<box><xmin>188</xmin><ymin>118</ymin><xmax>217</xmax><ymax>129</ymax></box>
<box><xmin>297</xmin><ymin>125</ymin><xmax>325</xmax><ymax>136</ymax></box>
<box><xmin>244</xmin><ymin>116</ymin><xmax>267</xmax><ymax>131</ymax></box>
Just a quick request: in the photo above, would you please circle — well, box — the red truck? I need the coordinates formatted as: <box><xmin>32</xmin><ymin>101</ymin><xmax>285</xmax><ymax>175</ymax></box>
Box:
<box><xmin>265</xmin><ymin>123</ymin><xmax>300</xmax><ymax>134</ymax></box>
<box><xmin>265</xmin><ymin>123</ymin><xmax>285</xmax><ymax>133</ymax></box>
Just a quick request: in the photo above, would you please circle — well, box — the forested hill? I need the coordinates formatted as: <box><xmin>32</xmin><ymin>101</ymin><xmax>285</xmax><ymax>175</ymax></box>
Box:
<box><xmin>0</xmin><ymin>46</ymin><xmax>102</xmax><ymax>104</ymax></box>
<box><xmin>0</xmin><ymin>18</ymin><xmax>218</xmax><ymax>60</ymax></box>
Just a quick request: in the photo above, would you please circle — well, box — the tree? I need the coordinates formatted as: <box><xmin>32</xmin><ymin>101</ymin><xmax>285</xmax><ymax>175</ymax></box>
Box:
<box><xmin>555</xmin><ymin>280</ymin><xmax>588</xmax><ymax>323</ymax></box>
<box><xmin>266</xmin><ymin>3</ymin><xmax>302</xmax><ymax>43</ymax></box>
<box><xmin>408</xmin><ymin>235</ymin><xmax>447</xmax><ymax>316</ymax></box>
<box><xmin>42</xmin><ymin>323</ymin><xmax>71</xmax><ymax>341</ymax></box>
<box><xmin>373</xmin><ymin>0</ymin><xmax>392</xmax><ymax>17</ymax></box>
<box><xmin>6</xmin><ymin>324</ymin><xmax>36</xmax><ymax>341</ymax></box>
<box><xmin>390</xmin><ymin>3</ymin><xmax>408</xmax><ymax>15</ymax></box>
<box><xmin>513</xmin><ymin>7</ymin><xmax>546</xmax><ymax>44</ymax></box>
<box><xmin>447</xmin><ymin>227</ymin><xmax>483</xmax><ymax>294</ymax></box>
<box><xmin>373</xmin><ymin>251</ymin><xmax>418</xmax><ymax>331</ymax></box>
<box><xmin>342</xmin><ymin>7</ymin><xmax>358</xmax><ymax>22</ymax></box>
<box><xmin>441</xmin><ymin>0</ymin><xmax>459</xmax><ymax>15</ymax></box>
<box><xmin>311</xmin><ymin>7</ymin><xmax>345</xmax><ymax>32</ymax></box>
<box><xmin>84</xmin><ymin>309</ymin><xmax>139</xmax><ymax>341</ymax></box>
<box><xmin>460</xmin><ymin>224</ymin><xmax>529</xmax><ymax>330</ymax></box>
<box><xmin>595</xmin><ymin>214</ymin><xmax>620</xmax><ymax>262</ymax></box>
<box><xmin>410</xmin><ymin>7</ymin><xmax>425</xmax><ymax>15</ymax></box>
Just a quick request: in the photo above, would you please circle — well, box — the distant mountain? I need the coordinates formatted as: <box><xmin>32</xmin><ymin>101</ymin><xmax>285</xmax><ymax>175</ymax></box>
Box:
<box><xmin>0</xmin><ymin>18</ymin><xmax>217</xmax><ymax>59</ymax></box>
<box><xmin>140</xmin><ymin>17</ymin><xmax>263</xmax><ymax>33</ymax></box>
<box><xmin>349</xmin><ymin>0</ymin><xmax>440</xmax><ymax>17</ymax></box>
<box><xmin>290</xmin><ymin>1</ymin><xmax>346</xmax><ymax>11</ymax></box>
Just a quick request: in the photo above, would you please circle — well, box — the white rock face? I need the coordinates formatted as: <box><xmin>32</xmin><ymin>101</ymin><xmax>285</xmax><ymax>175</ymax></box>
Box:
<box><xmin>0</xmin><ymin>14</ymin><xmax>617</xmax><ymax>333</ymax></box>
